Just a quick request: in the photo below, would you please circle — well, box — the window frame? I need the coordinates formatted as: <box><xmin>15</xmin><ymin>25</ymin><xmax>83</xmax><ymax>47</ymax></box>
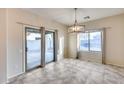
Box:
<box><xmin>77</xmin><ymin>30</ymin><xmax>104</xmax><ymax>52</ymax></box>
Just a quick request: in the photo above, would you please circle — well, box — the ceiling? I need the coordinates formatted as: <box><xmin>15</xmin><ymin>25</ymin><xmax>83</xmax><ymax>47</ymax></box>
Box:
<box><xmin>23</xmin><ymin>8</ymin><xmax>124</xmax><ymax>26</ymax></box>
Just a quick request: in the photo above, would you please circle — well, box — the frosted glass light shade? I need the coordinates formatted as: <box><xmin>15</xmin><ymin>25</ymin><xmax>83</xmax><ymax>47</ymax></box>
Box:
<box><xmin>68</xmin><ymin>25</ymin><xmax>85</xmax><ymax>33</ymax></box>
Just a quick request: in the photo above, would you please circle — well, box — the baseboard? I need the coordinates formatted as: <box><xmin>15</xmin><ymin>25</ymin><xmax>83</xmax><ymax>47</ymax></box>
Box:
<box><xmin>105</xmin><ymin>63</ymin><xmax>124</xmax><ymax>68</ymax></box>
<box><xmin>7</xmin><ymin>72</ymin><xmax>25</xmax><ymax>83</ymax></box>
<box><xmin>0</xmin><ymin>81</ymin><xmax>7</xmax><ymax>84</ymax></box>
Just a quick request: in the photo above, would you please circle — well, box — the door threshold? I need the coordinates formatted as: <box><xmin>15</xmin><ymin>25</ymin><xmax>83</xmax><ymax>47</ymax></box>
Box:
<box><xmin>26</xmin><ymin>65</ymin><xmax>42</xmax><ymax>72</ymax></box>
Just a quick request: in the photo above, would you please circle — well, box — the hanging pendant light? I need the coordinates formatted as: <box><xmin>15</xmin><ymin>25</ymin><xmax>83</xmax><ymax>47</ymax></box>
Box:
<box><xmin>68</xmin><ymin>8</ymin><xmax>85</xmax><ymax>33</ymax></box>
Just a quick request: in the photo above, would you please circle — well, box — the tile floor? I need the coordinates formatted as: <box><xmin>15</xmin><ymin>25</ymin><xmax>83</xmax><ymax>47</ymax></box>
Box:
<box><xmin>9</xmin><ymin>59</ymin><xmax>124</xmax><ymax>84</ymax></box>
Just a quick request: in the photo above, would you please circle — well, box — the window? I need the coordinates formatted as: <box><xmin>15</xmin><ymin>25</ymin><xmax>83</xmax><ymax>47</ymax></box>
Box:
<box><xmin>90</xmin><ymin>32</ymin><xmax>101</xmax><ymax>51</ymax></box>
<box><xmin>79</xmin><ymin>33</ymin><xmax>88</xmax><ymax>51</ymax></box>
<box><xmin>78</xmin><ymin>31</ymin><xmax>102</xmax><ymax>52</ymax></box>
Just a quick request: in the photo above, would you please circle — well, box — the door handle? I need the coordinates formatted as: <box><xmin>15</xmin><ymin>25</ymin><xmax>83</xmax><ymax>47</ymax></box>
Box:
<box><xmin>26</xmin><ymin>47</ymin><xmax>28</xmax><ymax>52</ymax></box>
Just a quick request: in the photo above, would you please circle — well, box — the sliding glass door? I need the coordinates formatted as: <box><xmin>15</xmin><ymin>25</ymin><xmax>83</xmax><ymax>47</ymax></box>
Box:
<box><xmin>25</xmin><ymin>27</ymin><xmax>57</xmax><ymax>71</ymax></box>
<box><xmin>45</xmin><ymin>31</ymin><xmax>55</xmax><ymax>63</ymax></box>
<box><xmin>25</xmin><ymin>27</ymin><xmax>41</xmax><ymax>71</ymax></box>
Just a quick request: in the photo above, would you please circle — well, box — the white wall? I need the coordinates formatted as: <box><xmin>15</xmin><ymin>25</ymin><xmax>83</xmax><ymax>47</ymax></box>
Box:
<box><xmin>0</xmin><ymin>9</ymin><xmax>7</xmax><ymax>83</ymax></box>
<box><xmin>6</xmin><ymin>9</ymin><xmax>68</xmax><ymax>79</ymax></box>
<box><xmin>68</xmin><ymin>33</ymin><xmax>77</xmax><ymax>58</ymax></box>
<box><xmin>68</xmin><ymin>13</ymin><xmax>124</xmax><ymax>67</ymax></box>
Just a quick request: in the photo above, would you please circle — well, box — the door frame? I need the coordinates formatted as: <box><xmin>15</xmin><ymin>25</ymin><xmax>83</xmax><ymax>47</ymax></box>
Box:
<box><xmin>41</xmin><ymin>28</ymin><xmax>58</xmax><ymax>67</ymax></box>
<box><xmin>45</xmin><ymin>31</ymin><xmax>56</xmax><ymax>64</ymax></box>
<box><xmin>24</xmin><ymin>26</ymin><xmax>58</xmax><ymax>72</ymax></box>
<box><xmin>25</xmin><ymin>27</ymin><xmax>42</xmax><ymax>72</ymax></box>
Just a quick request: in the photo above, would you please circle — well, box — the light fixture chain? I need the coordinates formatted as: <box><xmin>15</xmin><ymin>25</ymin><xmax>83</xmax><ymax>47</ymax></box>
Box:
<box><xmin>75</xmin><ymin>8</ymin><xmax>77</xmax><ymax>25</ymax></box>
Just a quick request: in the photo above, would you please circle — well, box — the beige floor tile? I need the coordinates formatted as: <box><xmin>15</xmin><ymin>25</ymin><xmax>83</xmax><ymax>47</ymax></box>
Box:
<box><xmin>9</xmin><ymin>59</ymin><xmax>124</xmax><ymax>84</ymax></box>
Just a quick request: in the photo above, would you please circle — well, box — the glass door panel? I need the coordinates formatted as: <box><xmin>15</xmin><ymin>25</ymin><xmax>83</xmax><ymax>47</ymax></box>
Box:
<box><xmin>45</xmin><ymin>31</ymin><xmax>55</xmax><ymax>63</ymax></box>
<box><xmin>26</xmin><ymin>28</ymin><xmax>41</xmax><ymax>70</ymax></box>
